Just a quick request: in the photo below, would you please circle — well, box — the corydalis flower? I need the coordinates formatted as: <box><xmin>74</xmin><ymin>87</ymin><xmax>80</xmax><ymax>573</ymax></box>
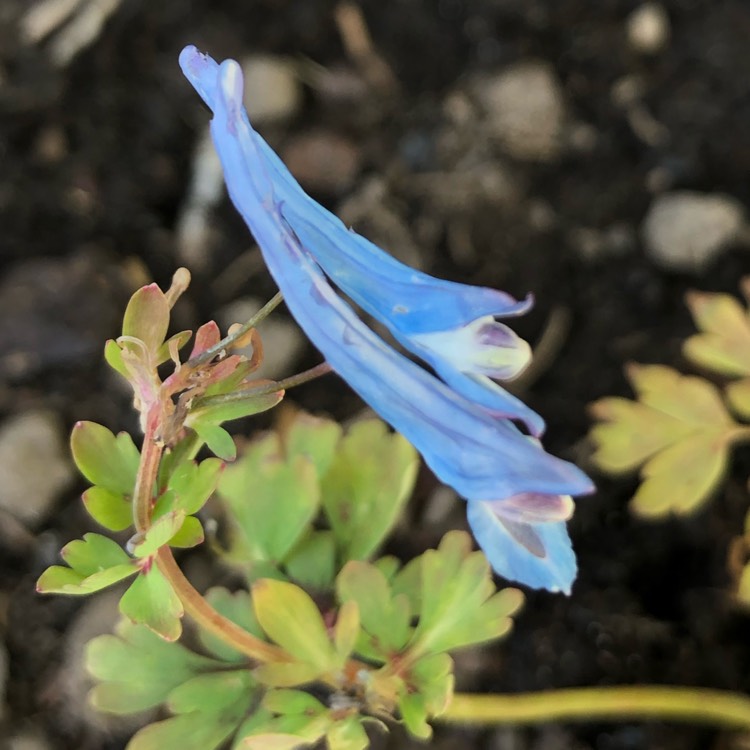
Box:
<box><xmin>180</xmin><ymin>46</ymin><xmax>594</xmax><ymax>593</ymax></box>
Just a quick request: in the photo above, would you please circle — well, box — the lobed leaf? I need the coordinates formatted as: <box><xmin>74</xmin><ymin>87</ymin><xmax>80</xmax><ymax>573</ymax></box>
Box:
<box><xmin>83</xmin><ymin>486</ymin><xmax>132</xmax><ymax>532</ymax></box>
<box><xmin>122</xmin><ymin>283</ymin><xmax>171</xmax><ymax>355</ymax></box>
<box><xmin>131</xmin><ymin>511</ymin><xmax>186</xmax><ymax>558</ymax></box>
<box><xmin>165</xmin><ymin>457</ymin><xmax>224</xmax><ymax>516</ymax></box>
<box><xmin>128</xmin><ymin>671</ymin><xmax>257</xmax><ymax>750</ymax></box>
<box><xmin>36</xmin><ymin>562</ymin><xmax>137</xmax><ymax>596</ymax></box>
<box><xmin>71</xmin><ymin>422</ymin><xmax>140</xmax><ymax>495</ymax></box>
<box><xmin>280</xmin><ymin>411</ymin><xmax>342</xmax><ymax>478</ymax></box>
<box><xmin>37</xmin><ymin>533</ymin><xmax>138</xmax><ymax>596</ymax></box>
<box><xmin>219</xmin><ymin>435</ymin><xmax>320</xmax><ymax>564</ymax></box>
<box><xmin>684</xmin><ymin>289</ymin><xmax>750</xmax><ymax>377</ymax></box>
<box><xmin>321</xmin><ymin>420</ymin><xmax>418</xmax><ymax>561</ymax></box>
<box><xmin>190</xmin><ymin>422</ymin><xmax>237</xmax><ymax>461</ymax></box>
<box><xmin>283</xmin><ymin>531</ymin><xmax>336</xmax><ymax>590</ymax></box>
<box><xmin>336</xmin><ymin>561</ymin><xmax>411</xmax><ymax>660</ymax></box>
<box><xmin>168</xmin><ymin>516</ymin><xmax>205</xmax><ymax>548</ymax></box>
<box><xmin>589</xmin><ymin>364</ymin><xmax>744</xmax><ymax>516</ymax></box>
<box><xmin>119</xmin><ymin>565</ymin><xmax>184</xmax><ymax>641</ymax></box>
<box><xmin>198</xmin><ymin>587</ymin><xmax>265</xmax><ymax>663</ymax></box>
<box><xmin>409</xmin><ymin>531</ymin><xmax>523</xmax><ymax>656</ymax></box>
<box><xmin>726</xmin><ymin>377</ymin><xmax>750</xmax><ymax>420</ymax></box>
<box><xmin>87</xmin><ymin>619</ymin><xmax>221</xmax><ymax>714</ymax></box>
<box><xmin>251</xmin><ymin>579</ymin><xmax>338</xmax><ymax>676</ymax></box>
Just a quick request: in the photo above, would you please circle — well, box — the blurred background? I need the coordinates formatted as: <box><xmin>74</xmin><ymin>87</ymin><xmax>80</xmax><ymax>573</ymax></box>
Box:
<box><xmin>1</xmin><ymin>1</ymin><xmax>750</xmax><ymax>748</ymax></box>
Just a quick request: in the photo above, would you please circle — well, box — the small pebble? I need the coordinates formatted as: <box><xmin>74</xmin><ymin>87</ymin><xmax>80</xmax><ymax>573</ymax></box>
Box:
<box><xmin>0</xmin><ymin>411</ymin><xmax>74</xmax><ymax>527</ymax></box>
<box><xmin>642</xmin><ymin>191</ymin><xmax>746</xmax><ymax>272</ymax></box>
<box><xmin>478</xmin><ymin>60</ymin><xmax>565</xmax><ymax>162</ymax></box>
<box><xmin>8</xmin><ymin>730</ymin><xmax>53</xmax><ymax>750</ymax></box>
<box><xmin>281</xmin><ymin>131</ymin><xmax>362</xmax><ymax>193</ymax></box>
<box><xmin>626</xmin><ymin>3</ymin><xmax>670</xmax><ymax>55</ymax></box>
<box><xmin>242</xmin><ymin>55</ymin><xmax>301</xmax><ymax>124</ymax></box>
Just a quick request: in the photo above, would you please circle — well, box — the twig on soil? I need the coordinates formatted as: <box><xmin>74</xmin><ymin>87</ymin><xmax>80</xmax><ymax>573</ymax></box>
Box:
<box><xmin>334</xmin><ymin>2</ymin><xmax>399</xmax><ymax>97</ymax></box>
<box><xmin>176</xmin><ymin>127</ymin><xmax>227</xmax><ymax>273</ymax></box>
<box><xmin>22</xmin><ymin>0</ymin><xmax>124</xmax><ymax>67</ymax></box>
<box><xmin>511</xmin><ymin>305</ymin><xmax>571</xmax><ymax>392</ymax></box>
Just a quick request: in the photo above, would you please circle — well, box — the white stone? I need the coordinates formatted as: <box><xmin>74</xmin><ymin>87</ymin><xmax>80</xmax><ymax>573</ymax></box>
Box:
<box><xmin>8</xmin><ymin>730</ymin><xmax>53</xmax><ymax>750</ymax></box>
<box><xmin>642</xmin><ymin>191</ymin><xmax>746</xmax><ymax>272</ymax></box>
<box><xmin>627</xmin><ymin>3</ymin><xmax>670</xmax><ymax>55</ymax></box>
<box><xmin>242</xmin><ymin>55</ymin><xmax>302</xmax><ymax>124</ymax></box>
<box><xmin>479</xmin><ymin>60</ymin><xmax>565</xmax><ymax>162</ymax></box>
<box><xmin>0</xmin><ymin>411</ymin><xmax>74</xmax><ymax>526</ymax></box>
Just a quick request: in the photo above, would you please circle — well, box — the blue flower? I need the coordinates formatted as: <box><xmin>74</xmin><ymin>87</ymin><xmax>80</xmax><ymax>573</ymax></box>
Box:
<box><xmin>180</xmin><ymin>46</ymin><xmax>594</xmax><ymax>593</ymax></box>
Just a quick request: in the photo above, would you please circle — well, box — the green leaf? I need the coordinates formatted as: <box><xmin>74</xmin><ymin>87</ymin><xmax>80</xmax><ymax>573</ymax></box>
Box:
<box><xmin>37</xmin><ymin>533</ymin><xmax>138</xmax><ymax>596</ymax></box>
<box><xmin>684</xmin><ymin>289</ymin><xmax>750</xmax><ymax>377</ymax></box>
<box><xmin>408</xmin><ymin>653</ymin><xmax>454</xmax><ymax>716</ymax></box>
<box><xmin>186</xmin><ymin>390</ymin><xmax>284</xmax><ymax>428</ymax></box>
<box><xmin>191</xmin><ymin>422</ymin><xmax>237</xmax><ymax>461</ymax></box>
<box><xmin>155</xmin><ymin>330</ymin><xmax>193</xmax><ymax>366</ymax></box>
<box><xmin>82</xmin><ymin>486</ymin><xmax>132</xmax><ymax>531</ymax></box>
<box><xmin>326</xmin><ymin>716</ymin><xmax>369</xmax><ymax>750</ymax></box>
<box><xmin>131</xmin><ymin>511</ymin><xmax>186</xmax><ymax>558</ymax></box>
<box><xmin>398</xmin><ymin>691</ymin><xmax>431</xmax><ymax>739</ymax></box>
<box><xmin>284</xmin><ymin>531</ymin><xmax>336</xmax><ymax>590</ymax></box>
<box><xmin>336</xmin><ymin>561</ymin><xmax>411</xmax><ymax>660</ymax></box>
<box><xmin>630</xmin><ymin>433</ymin><xmax>731</xmax><ymax>517</ymax></box>
<box><xmin>129</xmin><ymin>713</ymin><xmax>237</xmax><ymax>750</ymax></box>
<box><xmin>169</xmin><ymin>516</ymin><xmax>205</xmax><ymax>549</ymax></box>
<box><xmin>373</xmin><ymin>555</ymin><xmax>401</xmax><ymax>581</ymax></box>
<box><xmin>166</xmin><ymin>458</ymin><xmax>224</xmax><ymax>515</ymax></box>
<box><xmin>62</xmin><ymin>532</ymin><xmax>130</xmax><ymax>574</ymax></box>
<box><xmin>321</xmin><ymin>420</ymin><xmax>418</xmax><ymax>561</ymax></box>
<box><xmin>87</xmin><ymin>619</ymin><xmax>221</xmax><ymax>714</ymax></box>
<box><xmin>219</xmin><ymin>434</ymin><xmax>320</xmax><ymax>564</ymax></box>
<box><xmin>104</xmin><ymin>339</ymin><xmax>129</xmax><ymax>378</ymax></box>
<box><xmin>235</xmin><ymin>698</ymin><xmax>330</xmax><ymax>748</ymax></box>
<box><xmin>36</xmin><ymin>562</ymin><xmax>137</xmax><ymax>595</ymax></box>
<box><xmin>70</xmin><ymin>422</ymin><xmax>140</xmax><ymax>495</ymax></box>
<box><xmin>262</xmin><ymin>689</ymin><xmax>326</xmax><ymax>716</ymax></box>
<box><xmin>252</xmin><ymin>579</ymin><xmax>338</xmax><ymax>674</ymax></box>
<box><xmin>122</xmin><ymin>283</ymin><xmax>170</xmax><ymax>354</ymax></box>
<box><xmin>129</xmin><ymin>671</ymin><xmax>257</xmax><ymax>750</ymax></box>
<box><xmin>168</xmin><ymin>670</ymin><xmax>255</xmax><ymax>714</ymax></box>
<box><xmin>280</xmin><ymin>412</ymin><xmax>342</xmax><ymax>478</ymax></box>
<box><xmin>239</xmin><ymin>734</ymin><xmax>315</xmax><ymax>750</ymax></box>
<box><xmin>198</xmin><ymin>588</ymin><xmax>265</xmax><ymax>663</ymax></box>
<box><xmin>252</xmin><ymin>662</ymin><xmax>323</xmax><ymax>688</ymax></box>
<box><xmin>120</xmin><ymin>565</ymin><xmax>184</xmax><ymax>641</ymax></box>
<box><xmin>409</xmin><ymin>531</ymin><xmax>524</xmax><ymax>655</ymax></box>
<box><xmin>333</xmin><ymin>600</ymin><xmax>360</xmax><ymax>662</ymax></box>
<box><xmin>726</xmin><ymin>377</ymin><xmax>750</xmax><ymax>420</ymax></box>
<box><xmin>589</xmin><ymin>364</ymin><xmax>744</xmax><ymax>516</ymax></box>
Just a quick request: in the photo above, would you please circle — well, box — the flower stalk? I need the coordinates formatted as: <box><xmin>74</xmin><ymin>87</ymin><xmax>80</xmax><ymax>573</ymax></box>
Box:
<box><xmin>443</xmin><ymin>686</ymin><xmax>750</xmax><ymax>731</ymax></box>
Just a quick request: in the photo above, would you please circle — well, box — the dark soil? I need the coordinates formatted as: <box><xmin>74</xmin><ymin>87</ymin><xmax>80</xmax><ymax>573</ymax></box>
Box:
<box><xmin>2</xmin><ymin>1</ymin><xmax>750</xmax><ymax>749</ymax></box>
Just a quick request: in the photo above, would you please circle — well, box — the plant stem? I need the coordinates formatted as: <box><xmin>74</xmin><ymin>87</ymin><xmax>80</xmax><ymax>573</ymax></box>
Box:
<box><xmin>443</xmin><ymin>686</ymin><xmax>750</xmax><ymax>730</ymax></box>
<box><xmin>195</xmin><ymin>362</ymin><xmax>334</xmax><ymax>411</ymax></box>
<box><xmin>155</xmin><ymin>547</ymin><xmax>286</xmax><ymax>663</ymax></box>
<box><xmin>133</xmin><ymin>417</ymin><xmax>288</xmax><ymax>665</ymax></box>
<box><xmin>189</xmin><ymin>291</ymin><xmax>283</xmax><ymax>368</ymax></box>
<box><xmin>132</xmin><ymin>416</ymin><xmax>163</xmax><ymax>534</ymax></box>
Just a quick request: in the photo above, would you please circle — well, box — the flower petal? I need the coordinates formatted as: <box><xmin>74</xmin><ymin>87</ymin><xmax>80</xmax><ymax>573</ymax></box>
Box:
<box><xmin>467</xmin><ymin>500</ymin><xmax>577</xmax><ymax>593</ymax></box>
<box><xmin>179</xmin><ymin>45</ymin><xmax>544</xmax><ymax>434</ymax></box>
<box><xmin>197</xmin><ymin>55</ymin><xmax>593</xmax><ymax>505</ymax></box>
<box><xmin>485</xmin><ymin>492</ymin><xmax>575</xmax><ymax>524</ymax></box>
